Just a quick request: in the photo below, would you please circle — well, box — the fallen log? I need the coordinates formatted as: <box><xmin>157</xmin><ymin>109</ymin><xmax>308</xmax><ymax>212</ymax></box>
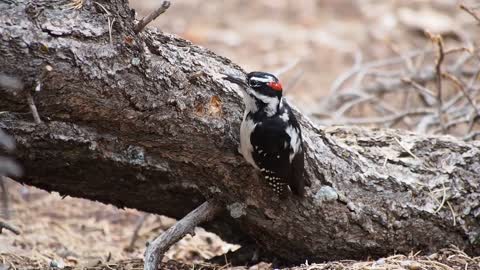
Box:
<box><xmin>0</xmin><ymin>0</ymin><xmax>479</xmax><ymax>264</ymax></box>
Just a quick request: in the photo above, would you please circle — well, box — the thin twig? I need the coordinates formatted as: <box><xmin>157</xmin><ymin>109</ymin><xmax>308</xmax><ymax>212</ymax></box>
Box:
<box><xmin>0</xmin><ymin>219</ymin><xmax>20</xmax><ymax>235</ymax></box>
<box><xmin>417</xmin><ymin>259</ymin><xmax>455</xmax><ymax>270</ymax></box>
<box><xmin>394</xmin><ymin>137</ymin><xmax>419</xmax><ymax>160</ymax></box>
<box><xmin>428</xmin><ymin>32</ymin><xmax>446</xmax><ymax>133</ymax></box>
<box><xmin>329</xmin><ymin>49</ymin><xmax>431</xmax><ymax>96</ymax></box>
<box><xmin>134</xmin><ymin>1</ymin><xmax>171</xmax><ymax>33</ymax></box>
<box><xmin>329</xmin><ymin>50</ymin><xmax>363</xmax><ymax>95</ymax></box>
<box><xmin>318</xmin><ymin>108</ymin><xmax>434</xmax><ymax>126</ymax></box>
<box><xmin>401</xmin><ymin>78</ymin><xmax>436</xmax><ymax>98</ymax></box>
<box><xmin>446</xmin><ymin>201</ymin><xmax>457</xmax><ymax>226</ymax></box>
<box><xmin>460</xmin><ymin>4</ymin><xmax>480</xmax><ymax>23</ymax></box>
<box><xmin>125</xmin><ymin>213</ymin><xmax>149</xmax><ymax>252</ymax></box>
<box><xmin>26</xmin><ymin>92</ymin><xmax>42</xmax><ymax>124</ymax></box>
<box><xmin>434</xmin><ymin>182</ymin><xmax>448</xmax><ymax>214</ymax></box>
<box><xmin>66</xmin><ymin>0</ymin><xmax>84</xmax><ymax>10</ymax></box>
<box><xmin>443</xmin><ymin>72</ymin><xmax>480</xmax><ymax>132</ymax></box>
<box><xmin>463</xmin><ymin>131</ymin><xmax>480</xmax><ymax>141</ymax></box>
<box><xmin>443</xmin><ymin>73</ymin><xmax>480</xmax><ymax>115</ymax></box>
<box><xmin>94</xmin><ymin>2</ymin><xmax>115</xmax><ymax>45</ymax></box>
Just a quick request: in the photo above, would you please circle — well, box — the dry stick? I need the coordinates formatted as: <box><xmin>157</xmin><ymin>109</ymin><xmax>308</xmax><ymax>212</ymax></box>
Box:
<box><xmin>94</xmin><ymin>2</ymin><xmax>114</xmax><ymax>45</ymax></box>
<box><xmin>134</xmin><ymin>1</ymin><xmax>171</xmax><ymax>33</ymax></box>
<box><xmin>429</xmin><ymin>33</ymin><xmax>446</xmax><ymax>133</ymax></box>
<box><xmin>328</xmin><ymin>50</ymin><xmax>363</xmax><ymax>95</ymax></box>
<box><xmin>394</xmin><ymin>137</ymin><xmax>419</xmax><ymax>160</ymax></box>
<box><xmin>389</xmin><ymin>43</ymin><xmax>415</xmax><ymax>72</ymax></box>
<box><xmin>446</xmin><ymin>201</ymin><xmax>457</xmax><ymax>226</ymax></box>
<box><xmin>125</xmin><ymin>213</ymin><xmax>149</xmax><ymax>252</ymax></box>
<box><xmin>460</xmin><ymin>4</ymin><xmax>480</xmax><ymax>23</ymax></box>
<box><xmin>464</xmin><ymin>131</ymin><xmax>480</xmax><ymax>141</ymax></box>
<box><xmin>67</xmin><ymin>0</ymin><xmax>84</xmax><ymax>10</ymax></box>
<box><xmin>334</xmin><ymin>95</ymin><xmax>373</xmax><ymax>117</ymax></box>
<box><xmin>322</xmin><ymin>50</ymin><xmax>477</xmax><ymax>133</ymax></box>
<box><xmin>402</xmin><ymin>78</ymin><xmax>436</xmax><ymax>98</ymax></box>
<box><xmin>443</xmin><ymin>72</ymin><xmax>480</xmax><ymax>132</ymax></box>
<box><xmin>443</xmin><ymin>72</ymin><xmax>480</xmax><ymax>114</ymax></box>
<box><xmin>320</xmin><ymin>108</ymin><xmax>434</xmax><ymax>126</ymax></box>
<box><xmin>329</xmin><ymin>48</ymin><xmax>431</xmax><ymax>96</ymax></box>
<box><xmin>25</xmin><ymin>92</ymin><xmax>42</xmax><ymax>124</ymax></box>
<box><xmin>361</xmin><ymin>62</ymin><xmax>476</xmax><ymax>96</ymax></box>
<box><xmin>143</xmin><ymin>200</ymin><xmax>222</xmax><ymax>270</ymax></box>
<box><xmin>434</xmin><ymin>182</ymin><xmax>448</xmax><ymax>214</ymax></box>
<box><xmin>323</xmin><ymin>47</ymin><xmax>470</xmax><ymax>117</ymax></box>
<box><xmin>0</xmin><ymin>219</ymin><xmax>20</xmax><ymax>235</ymax></box>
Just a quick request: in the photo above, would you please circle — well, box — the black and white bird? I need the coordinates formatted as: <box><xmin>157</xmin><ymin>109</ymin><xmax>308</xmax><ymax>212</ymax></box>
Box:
<box><xmin>223</xmin><ymin>71</ymin><xmax>306</xmax><ymax>198</ymax></box>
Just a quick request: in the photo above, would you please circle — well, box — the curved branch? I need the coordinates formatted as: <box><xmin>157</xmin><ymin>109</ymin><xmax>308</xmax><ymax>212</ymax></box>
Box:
<box><xmin>144</xmin><ymin>201</ymin><xmax>223</xmax><ymax>270</ymax></box>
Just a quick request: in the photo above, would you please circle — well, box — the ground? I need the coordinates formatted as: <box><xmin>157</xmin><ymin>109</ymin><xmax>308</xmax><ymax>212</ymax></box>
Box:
<box><xmin>1</xmin><ymin>0</ymin><xmax>480</xmax><ymax>269</ymax></box>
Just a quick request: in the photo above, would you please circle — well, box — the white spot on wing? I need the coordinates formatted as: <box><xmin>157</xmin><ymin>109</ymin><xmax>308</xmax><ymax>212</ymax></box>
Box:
<box><xmin>280</xmin><ymin>111</ymin><xmax>289</xmax><ymax>122</ymax></box>
<box><xmin>286</xmin><ymin>125</ymin><xmax>301</xmax><ymax>162</ymax></box>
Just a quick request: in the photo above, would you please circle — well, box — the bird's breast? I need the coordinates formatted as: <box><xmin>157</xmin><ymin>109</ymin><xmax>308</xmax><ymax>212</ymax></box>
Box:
<box><xmin>240</xmin><ymin>116</ymin><xmax>258</xmax><ymax>169</ymax></box>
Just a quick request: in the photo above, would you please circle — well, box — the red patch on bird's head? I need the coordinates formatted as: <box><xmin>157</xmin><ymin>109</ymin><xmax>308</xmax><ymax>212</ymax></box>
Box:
<box><xmin>267</xmin><ymin>81</ymin><xmax>283</xmax><ymax>91</ymax></box>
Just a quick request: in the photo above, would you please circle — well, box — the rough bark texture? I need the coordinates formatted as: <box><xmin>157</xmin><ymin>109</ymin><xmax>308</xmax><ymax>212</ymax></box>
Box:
<box><xmin>1</xmin><ymin>0</ymin><xmax>479</xmax><ymax>263</ymax></box>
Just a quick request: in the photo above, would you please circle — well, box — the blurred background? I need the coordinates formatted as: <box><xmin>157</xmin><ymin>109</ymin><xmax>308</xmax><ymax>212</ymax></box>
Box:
<box><xmin>1</xmin><ymin>0</ymin><xmax>479</xmax><ymax>268</ymax></box>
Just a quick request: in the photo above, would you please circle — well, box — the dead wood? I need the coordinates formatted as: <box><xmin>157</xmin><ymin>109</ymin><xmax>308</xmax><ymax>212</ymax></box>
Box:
<box><xmin>144</xmin><ymin>201</ymin><xmax>222</xmax><ymax>270</ymax></box>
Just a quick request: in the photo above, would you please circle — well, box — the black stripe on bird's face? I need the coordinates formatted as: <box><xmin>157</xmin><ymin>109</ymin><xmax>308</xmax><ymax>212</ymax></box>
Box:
<box><xmin>247</xmin><ymin>72</ymin><xmax>283</xmax><ymax>98</ymax></box>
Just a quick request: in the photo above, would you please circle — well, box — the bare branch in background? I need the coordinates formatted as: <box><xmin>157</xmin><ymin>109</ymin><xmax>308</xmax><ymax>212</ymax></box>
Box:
<box><xmin>0</xmin><ymin>219</ymin><xmax>20</xmax><ymax>235</ymax></box>
<box><xmin>460</xmin><ymin>4</ymin><xmax>480</xmax><ymax>23</ymax></box>
<box><xmin>428</xmin><ymin>32</ymin><xmax>446</xmax><ymax>133</ymax></box>
<box><xmin>125</xmin><ymin>213</ymin><xmax>149</xmax><ymax>252</ymax></box>
<box><xmin>134</xmin><ymin>1</ymin><xmax>171</xmax><ymax>33</ymax></box>
<box><xmin>316</xmin><ymin>19</ymin><xmax>479</xmax><ymax>141</ymax></box>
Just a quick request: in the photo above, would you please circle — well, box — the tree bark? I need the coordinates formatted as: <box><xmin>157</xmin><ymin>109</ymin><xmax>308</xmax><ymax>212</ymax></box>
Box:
<box><xmin>1</xmin><ymin>0</ymin><xmax>479</xmax><ymax>263</ymax></box>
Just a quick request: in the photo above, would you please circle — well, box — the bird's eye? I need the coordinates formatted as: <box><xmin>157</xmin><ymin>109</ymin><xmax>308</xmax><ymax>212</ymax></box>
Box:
<box><xmin>248</xmin><ymin>79</ymin><xmax>261</xmax><ymax>87</ymax></box>
<box><xmin>267</xmin><ymin>81</ymin><xmax>283</xmax><ymax>91</ymax></box>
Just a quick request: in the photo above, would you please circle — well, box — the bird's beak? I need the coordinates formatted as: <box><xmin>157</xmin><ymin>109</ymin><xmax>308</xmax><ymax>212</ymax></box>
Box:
<box><xmin>222</xmin><ymin>73</ymin><xmax>248</xmax><ymax>88</ymax></box>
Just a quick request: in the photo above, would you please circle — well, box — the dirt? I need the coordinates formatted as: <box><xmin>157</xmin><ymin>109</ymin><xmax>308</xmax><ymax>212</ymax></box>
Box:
<box><xmin>0</xmin><ymin>179</ymin><xmax>238</xmax><ymax>268</ymax></box>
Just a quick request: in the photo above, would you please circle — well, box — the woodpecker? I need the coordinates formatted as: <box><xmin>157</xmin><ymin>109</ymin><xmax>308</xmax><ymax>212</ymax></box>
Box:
<box><xmin>223</xmin><ymin>71</ymin><xmax>306</xmax><ymax>198</ymax></box>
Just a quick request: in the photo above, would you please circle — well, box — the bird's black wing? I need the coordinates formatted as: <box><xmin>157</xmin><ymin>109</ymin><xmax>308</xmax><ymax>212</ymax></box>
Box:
<box><xmin>250</xmin><ymin>117</ymin><xmax>295</xmax><ymax>198</ymax></box>
<box><xmin>286</xmin><ymin>106</ymin><xmax>307</xmax><ymax>196</ymax></box>
<box><xmin>288</xmin><ymin>145</ymin><xmax>306</xmax><ymax>196</ymax></box>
